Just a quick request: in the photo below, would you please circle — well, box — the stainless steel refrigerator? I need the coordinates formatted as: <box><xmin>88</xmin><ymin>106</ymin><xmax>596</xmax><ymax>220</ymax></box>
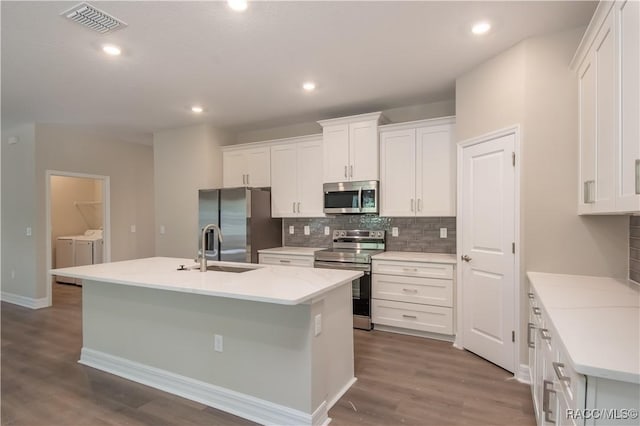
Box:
<box><xmin>198</xmin><ymin>187</ymin><xmax>282</xmax><ymax>263</ymax></box>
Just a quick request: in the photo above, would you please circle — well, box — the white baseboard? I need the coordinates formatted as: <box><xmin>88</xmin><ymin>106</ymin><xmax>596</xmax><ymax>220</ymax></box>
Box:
<box><xmin>374</xmin><ymin>324</ymin><xmax>455</xmax><ymax>343</ymax></box>
<box><xmin>326</xmin><ymin>377</ymin><xmax>357</xmax><ymax>410</ymax></box>
<box><xmin>516</xmin><ymin>363</ymin><xmax>531</xmax><ymax>384</ymax></box>
<box><xmin>79</xmin><ymin>348</ymin><xmax>326</xmax><ymax>426</ymax></box>
<box><xmin>1</xmin><ymin>291</ymin><xmax>49</xmax><ymax>309</ymax></box>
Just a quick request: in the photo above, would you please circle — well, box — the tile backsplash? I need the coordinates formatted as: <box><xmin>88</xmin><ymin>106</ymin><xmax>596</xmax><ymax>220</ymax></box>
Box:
<box><xmin>631</xmin><ymin>216</ymin><xmax>640</xmax><ymax>283</ymax></box>
<box><xmin>283</xmin><ymin>216</ymin><xmax>456</xmax><ymax>254</ymax></box>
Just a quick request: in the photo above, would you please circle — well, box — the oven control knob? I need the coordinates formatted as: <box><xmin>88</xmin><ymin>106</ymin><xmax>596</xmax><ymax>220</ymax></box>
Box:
<box><xmin>340</xmin><ymin>231</ymin><xmax>345</xmax><ymax>237</ymax></box>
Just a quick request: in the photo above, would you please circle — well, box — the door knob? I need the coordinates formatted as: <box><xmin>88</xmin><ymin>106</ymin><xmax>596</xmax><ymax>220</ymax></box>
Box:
<box><xmin>461</xmin><ymin>255</ymin><xmax>472</xmax><ymax>262</ymax></box>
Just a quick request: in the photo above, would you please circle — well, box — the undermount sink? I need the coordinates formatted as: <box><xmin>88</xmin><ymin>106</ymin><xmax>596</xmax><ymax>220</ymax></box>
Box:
<box><xmin>188</xmin><ymin>264</ymin><xmax>257</xmax><ymax>273</ymax></box>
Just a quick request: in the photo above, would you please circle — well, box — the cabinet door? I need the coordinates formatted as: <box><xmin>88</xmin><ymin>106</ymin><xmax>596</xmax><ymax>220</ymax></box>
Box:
<box><xmin>416</xmin><ymin>124</ymin><xmax>456</xmax><ymax>216</ymax></box>
<box><xmin>322</xmin><ymin>124</ymin><xmax>350</xmax><ymax>183</ymax></box>
<box><xmin>594</xmin><ymin>12</ymin><xmax>617</xmax><ymax>212</ymax></box>
<box><xmin>270</xmin><ymin>144</ymin><xmax>298</xmax><ymax>217</ymax></box>
<box><xmin>297</xmin><ymin>139</ymin><xmax>325</xmax><ymax>217</ymax></box>
<box><xmin>379</xmin><ymin>129</ymin><xmax>417</xmax><ymax>217</ymax></box>
<box><xmin>578</xmin><ymin>54</ymin><xmax>597</xmax><ymax>214</ymax></box>
<box><xmin>349</xmin><ymin>119</ymin><xmax>379</xmax><ymax>181</ymax></box>
<box><xmin>616</xmin><ymin>0</ymin><xmax>640</xmax><ymax>212</ymax></box>
<box><xmin>245</xmin><ymin>147</ymin><xmax>271</xmax><ymax>187</ymax></box>
<box><xmin>223</xmin><ymin>150</ymin><xmax>247</xmax><ymax>188</ymax></box>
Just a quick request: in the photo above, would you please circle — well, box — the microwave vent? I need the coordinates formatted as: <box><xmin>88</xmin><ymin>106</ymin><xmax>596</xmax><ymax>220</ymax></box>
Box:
<box><xmin>61</xmin><ymin>2</ymin><xmax>127</xmax><ymax>34</ymax></box>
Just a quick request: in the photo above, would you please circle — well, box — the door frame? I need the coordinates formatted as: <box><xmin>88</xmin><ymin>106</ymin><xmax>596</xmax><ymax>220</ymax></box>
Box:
<box><xmin>454</xmin><ymin>125</ymin><xmax>522</xmax><ymax>378</ymax></box>
<box><xmin>45</xmin><ymin>170</ymin><xmax>111</xmax><ymax>307</ymax></box>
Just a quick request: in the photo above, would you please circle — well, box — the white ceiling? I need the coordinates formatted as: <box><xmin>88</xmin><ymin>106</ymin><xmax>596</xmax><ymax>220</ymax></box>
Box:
<box><xmin>1</xmin><ymin>1</ymin><xmax>596</xmax><ymax>140</ymax></box>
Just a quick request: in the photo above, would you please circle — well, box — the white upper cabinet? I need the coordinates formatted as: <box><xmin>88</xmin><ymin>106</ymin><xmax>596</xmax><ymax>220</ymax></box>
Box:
<box><xmin>318</xmin><ymin>112</ymin><xmax>383</xmax><ymax>183</ymax></box>
<box><xmin>222</xmin><ymin>146</ymin><xmax>270</xmax><ymax>188</ymax></box>
<box><xmin>573</xmin><ymin>0</ymin><xmax>640</xmax><ymax>214</ymax></box>
<box><xmin>270</xmin><ymin>136</ymin><xmax>324</xmax><ymax>218</ymax></box>
<box><xmin>380</xmin><ymin>117</ymin><xmax>456</xmax><ymax>217</ymax></box>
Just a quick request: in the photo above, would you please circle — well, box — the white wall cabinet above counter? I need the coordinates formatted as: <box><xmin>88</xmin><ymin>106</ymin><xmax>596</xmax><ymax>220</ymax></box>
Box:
<box><xmin>222</xmin><ymin>146</ymin><xmax>270</xmax><ymax>188</ymax></box>
<box><xmin>379</xmin><ymin>117</ymin><xmax>456</xmax><ymax>217</ymax></box>
<box><xmin>573</xmin><ymin>0</ymin><xmax>640</xmax><ymax>214</ymax></box>
<box><xmin>318</xmin><ymin>112</ymin><xmax>384</xmax><ymax>183</ymax></box>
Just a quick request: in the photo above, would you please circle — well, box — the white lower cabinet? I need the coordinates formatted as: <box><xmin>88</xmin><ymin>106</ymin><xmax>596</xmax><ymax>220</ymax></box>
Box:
<box><xmin>372</xmin><ymin>259</ymin><xmax>454</xmax><ymax>338</ymax></box>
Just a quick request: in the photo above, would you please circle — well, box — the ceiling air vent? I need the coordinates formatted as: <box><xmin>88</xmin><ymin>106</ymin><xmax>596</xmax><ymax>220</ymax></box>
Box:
<box><xmin>61</xmin><ymin>2</ymin><xmax>127</xmax><ymax>34</ymax></box>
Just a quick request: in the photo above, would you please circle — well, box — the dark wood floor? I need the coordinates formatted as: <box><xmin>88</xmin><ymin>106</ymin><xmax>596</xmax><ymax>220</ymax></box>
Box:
<box><xmin>1</xmin><ymin>284</ymin><xmax>534</xmax><ymax>426</ymax></box>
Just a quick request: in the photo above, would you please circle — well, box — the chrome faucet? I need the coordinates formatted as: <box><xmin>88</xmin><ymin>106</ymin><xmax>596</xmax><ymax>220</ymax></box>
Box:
<box><xmin>200</xmin><ymin>224</ymin><xmax>223</xmax><ymax>272</ymax></box>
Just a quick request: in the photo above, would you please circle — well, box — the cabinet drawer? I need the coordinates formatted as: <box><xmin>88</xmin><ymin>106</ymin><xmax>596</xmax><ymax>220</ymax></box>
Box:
<box><xmin>372</xmin><ymin>274</ymin><xmax>453</xmax><ymax>307</ymax></box>
<box><xmin>372</xmin><ymin>299</ymin><xmax>453</xmax><ymax>334</ymax></box>
<box><xmin>372</xmin><ymin>260</ymin><xmax>453</xmax><ymax>279</ymax></box>
<box><xmin>258</xmin><ymin>254</ymin><xmax>314</xmax><ymax>268</ymax></box>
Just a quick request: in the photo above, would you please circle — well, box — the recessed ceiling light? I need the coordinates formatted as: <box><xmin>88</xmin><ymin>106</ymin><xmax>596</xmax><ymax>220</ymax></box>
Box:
<box><xmin>302</xmin><ymin>82</ymin><xmax>316</xmax><ymax>92</ymax></box>
<box><xmin>472</xmin><ymin>21</ymin><xmax>491</xmax><ymax>35</ymax></box>
<box><xmin>228</xmin><ymin>0</ymin><xmax>248</xmax><ymax>12</ymax></box>
<box><xmin>191</xmin><ymin>106</ymin><xmax>204</xmax><ymax>113</ymax></box>
<box><xmin>102</xmin><ymin>44</ymin><xmax>122</xmax><ymax>56</ymax></box>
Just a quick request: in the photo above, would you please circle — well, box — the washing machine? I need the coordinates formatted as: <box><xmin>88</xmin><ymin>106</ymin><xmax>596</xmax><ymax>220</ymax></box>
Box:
<box><xmin>55</xmin><ymin>229</ymin><xmax>103</xmax><ymax>285</ymax></box>
<box><xmin>55</xmin><ymin>237</ymin><xmax>76</xmax><ymax>284</ymax></box>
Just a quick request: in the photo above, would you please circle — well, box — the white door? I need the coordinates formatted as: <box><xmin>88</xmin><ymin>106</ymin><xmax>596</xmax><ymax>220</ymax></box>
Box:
<box><xmin>222</xmin><ymin>150</ymin><xmax>247</xmax><ymax>188</ymax></box>
<box><xmin>322</xmin><ymin>124</ymin><xmax>350</xmax><ymax>183</ymax></box>
<box><xmin>460</xmin><ymin>132</ymin><xmax>516</xmax><ymax>372</ymax></box>
<box><xmin>297</xmin><ymin>139</ymin><xmax>324</xmax><ymax>217</ymax></box>
<box><xmin>245</xmin><ymin>147</ymin><xmax>270</xmax><ymax>187</ymax></box>
<box><xmin>349</xmin><ymin>119</ymin><xmax>379</xmax><ymax>181</ymax></box>
<box><xmin>270</xmin><ymin>144</ymin><xmax>298</xmax><ymax>217</ymax></box>
<box><xmin>379</xmin><ymin>129</ymin><xmax>416</xmax><ymax>217</ymax></box>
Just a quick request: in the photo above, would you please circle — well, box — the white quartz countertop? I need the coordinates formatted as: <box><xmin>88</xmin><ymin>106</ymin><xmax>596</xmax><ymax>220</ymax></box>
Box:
<box><xmin>51</xmin><ymin>257</ymin><xmax>362</xmax><ymax>305</ymax></box>
<box><xmin>527</xmin><ymin>271</ymin><xmax>640</xmax><ymax>384</ymax></box>
<box><xmin>257</xmin><ymin>247</ymin><xmax>325</xmax><ymax>256</ymax></box>
<box><xmin>372</xmin><ymin>251</ymin><xmax>457</xmax><ymax>264</ymax></box>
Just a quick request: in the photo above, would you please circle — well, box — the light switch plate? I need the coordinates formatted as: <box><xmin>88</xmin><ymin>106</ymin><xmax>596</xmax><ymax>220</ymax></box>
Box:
<box><xmin>130</xmin><ymin>225</ymin><xmax>136</xmax><ymax>233</ymax></box>
<box><xmin>440</xmin><ymin>228</ymin><xmax>447</xmax><ymax>238</ymax></box>
<box><xmin>26</xmin><ymin>227</ymin><xmax>32</xmax><ymax>237</ymax></box>
<box><xmin>324</xmin><ymin>226</ymin><xmax>330</xmax><ymax>236</ymax></box>
<box><xmin>304</xmin><ymin>225</ymin><xmax>310</xmax><ymax>235</ymax></box>
<box><xmin>289</xmin><ymin>225</ymin><xmax>295</xmax><ymax>234</ymax></box>
<box><xmin>159</xmin><ymin>225</ymin><xmax>166</xmax><ymax>235</ymax></box>
<box><xmin>392</xmin><ymin>227</ymin><xmax>399</xmax><ymax>237</ymax></box>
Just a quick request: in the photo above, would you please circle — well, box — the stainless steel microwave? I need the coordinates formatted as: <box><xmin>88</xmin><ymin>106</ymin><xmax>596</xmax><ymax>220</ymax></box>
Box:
<box><xmin>323</xmin><ymin>181</ymin><xmax>379</xmax><ymax>214</ymax></box>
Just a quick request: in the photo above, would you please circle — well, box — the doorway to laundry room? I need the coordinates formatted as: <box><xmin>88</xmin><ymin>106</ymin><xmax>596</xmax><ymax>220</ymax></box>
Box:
<box><xmin>46</xmin><ymin>171</ymin><xmax>110</xmax><ymax>306</ymax></box>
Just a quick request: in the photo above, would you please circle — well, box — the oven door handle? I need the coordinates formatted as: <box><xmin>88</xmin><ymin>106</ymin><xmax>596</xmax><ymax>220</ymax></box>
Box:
<box><xmin>314</xmin><ymin>261</ymin><xmax>371</xmax><ymax>272</ymax></box>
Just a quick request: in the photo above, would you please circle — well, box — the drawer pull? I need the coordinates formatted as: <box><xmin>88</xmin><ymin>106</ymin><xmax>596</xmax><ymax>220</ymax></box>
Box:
<box><xmin>542</xmin><ymin>380</ymin><xmax>556</xmax><ymax>423</ymax></box>
<box><xmin>527</xmin><ymin>322</ymin><xmax>535</xmax><ymax>349</ymax></box>
<box><xmin>402</xmin><ymin>288</ymin><xmax>418</xmax><ymax>293</ymax></box>
<box><xmin>402</xmin><ymin>314</ymin><xmax>417</xmax><ymax>319</ymax></box>
<box><xmin>403</xmin><ymin>268</ymin><xmax>419</xmax><ymax>272</ymax></box>
<box><xmin>279</xmin><ymin>259</ymin><xmax>291</xmax><ymax>263</ymax></box>
<box><xmin>552</xmin><ymin>362</ymin><xmax>571</xmax><ymax>384</ymax></box>
<box><xmin>532</xmin><ymin>307</ymin><xmax>541</xmax><ymax>315</ymax></box>
<box><xmin>528</xmin><ymin>292</ymin><xmax>534</xmax><ymax>299</ymax></box>
<box><xmin>539</xmin><ymin>328</ymin><xmax>551</xmax><ymax>341</ymax></box>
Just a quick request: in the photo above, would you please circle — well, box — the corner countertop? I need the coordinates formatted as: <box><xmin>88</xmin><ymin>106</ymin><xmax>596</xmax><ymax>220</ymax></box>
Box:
<box><xmin>372</xmin><ymin>251</ymin><xmax>457</xmax><ymax>264</ymax></box>
<box><xmin>51</xmin><ymin>257</ymin><xmax>362</xmax><ymax>306</ymax></box>
<box><xmin>258</xmin><ymin>247</ymin><xmax>325</xmax><ymax>256</ymax></box>
<box><xmin>527</xmin><ymin>271</ymin><xmax>640</xmax><ymax>384</ymax></box>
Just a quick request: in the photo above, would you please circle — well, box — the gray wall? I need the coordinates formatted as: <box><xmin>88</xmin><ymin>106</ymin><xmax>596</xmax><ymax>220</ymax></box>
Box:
<box><xmin>631</xmin><ymin>217</ymin><xmax>639</xmax><ymax>283</ymax></box>
<box><xmin>284</xmin><ymin>216</ymin><xmax>456</xmax><ymax>254</ymax></box>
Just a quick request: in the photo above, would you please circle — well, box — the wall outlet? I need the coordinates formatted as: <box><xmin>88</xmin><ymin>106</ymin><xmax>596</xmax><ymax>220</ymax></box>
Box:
<box><xmin>440</xmin><ymin>228</ymin><xmax>447</xmax><ymax>238</ymax></box>
<box><xmin>159</xmin><ymin>225</ymin><xmax>166</xmax><ymax>235</ymax></box>
<box><xmin>289</xmin><ymin>225</ymin><xmax>295</xmax><ymax>234</ymax></box>
<box><xmin>304</xmin><ymin>225</ymin><xmax>310</xmax><ymax>235</ymax></box>
<box><xmin>214</xmin><ymin>334</ymin><xmax>223</xmax><ymax>352</ymax></box>
<box><xmin>314</xmin><ymin>314</ymin><xmax>322</xmax><ymax>336</ymax></box>
<box><xmin>25</xmin><ymin>227</ymin><xmax>32</xmax><ymax>237</ymax></box>
<box><xmin>130</xmin><ymin>225</ymin><xmax>136</xmax><ymax>233</ymax></box>
<box><xmin>324</xmin><ymin>226</ymin><xmax>330</xmax><ymax>236</ymax></box>
<box><xmin>392</xmin><ymin>227</ymin><xmax>399</xmax><ymax>237</ymax></box>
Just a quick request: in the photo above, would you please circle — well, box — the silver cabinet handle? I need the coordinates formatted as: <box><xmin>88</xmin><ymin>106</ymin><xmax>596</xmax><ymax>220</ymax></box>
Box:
<box><xmin>528</xmin><ymin>292</ymin><xmax>535</xmax><ymax>299</ymax></box>
<box><xmin>461</xmin><ymin>255</ymin><xmax>472</xmax><ymax>262</ymax></box>
<box><xmin>242</xmin><ymin>174</ymin><xmax>246</xmax><ymax>185</ymax></box>
<box><xmin>533</xmin><ymin>307</ymin><xmax>541</xmax><ymax>315</ymax></box>
<box><xmin>542</xmin><ymin>380</ymin><xmax>556</xmax><ymax>423</ymax></box>
<box><xmin>540</xmin><ymin>328</ymin><xmax>551</xmax><ymax>341</ymax></box>
<box><xmin>350</xmin><ymin>165</ymin><xmax>353</xmax><ymax>178</ymax></box>
<box><xmin>410</xmin><ymin>198</ymin><xmax>414</xmax><ymax>212</ymax></box>
<box><xmin>297</xmin><ymin>202</ymin><xmax>301</xmax><ymax>213</ymax></box>
<box><xmin>584</xmin><ymin>180</ymin><xmax>595</xmax><ymax>203</ymax></box>
<box><xmin>527</xmin><ymin>322</ymin><xmax>535</xmax><ymax>349</ymax></box>
<box><xmin>279</xmin><ymin>259</ymin><xmax>291</xmax><ymax>264</ymax></box>
<box><xmin>417</xmin><ymin>198</ymin><xmax>422</xmax><ymax>212</ymax></box>
<box><xmin>402</xmin><ymin>288</ymin><xmax>418</xmax><ymax>293</ymax></box>
<box><xmin>552</xmin><ymin>362</ymin><xmax>571</xmax><ymax>384</ymax></box>
<box><xmin>292</xmin><ymin>202</ymin><xmax>296</xmax><ymax>213</ymax></box>
<box><xmin>246</xmin><ymin>174</ymin><xmax>250</xmax><ymax>185</ymax></box>
<box><xmin>636</xmin><ymin>159</ymin><xmax>640</xmax><ymax>194</ymax></box>
<box><xmin>358</xmin><ymin>187</ymin><xmax>362</xmax><ymax>211</ymax></box>
<box><xmin>402</xmin><ymin>314</ymin><xmax>417</xmax><ymax>319</ymax></box>
<box><xmin>402</xmin><ymin>267</ymin><xmax>418</xmax><ymax>272</ymax></box>
<box><xmin>344</xmin><ymin>165</ymin><xmax>348</xmax><ymax>178</ymax></box>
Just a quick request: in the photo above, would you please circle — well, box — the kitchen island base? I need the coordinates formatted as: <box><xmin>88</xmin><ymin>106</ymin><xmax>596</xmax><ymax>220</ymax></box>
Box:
<box><xmin>79</xmin><ymin>279</ymin><xmax>354</xmax><ymax>426</ymax></box>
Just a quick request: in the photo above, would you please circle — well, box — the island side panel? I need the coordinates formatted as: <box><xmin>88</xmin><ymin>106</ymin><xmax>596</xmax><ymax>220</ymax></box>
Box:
<box><xmin>81</xmin><ymin>280</ymin><xmax>314</xmax><ymax>413</ymax></box>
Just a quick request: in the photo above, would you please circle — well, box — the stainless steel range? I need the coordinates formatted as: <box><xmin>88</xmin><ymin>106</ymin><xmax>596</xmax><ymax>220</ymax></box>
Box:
<box><xmin>314</xmin><ymin>230</ymin><xmax>386</xmax><ymax>330</ymax></box>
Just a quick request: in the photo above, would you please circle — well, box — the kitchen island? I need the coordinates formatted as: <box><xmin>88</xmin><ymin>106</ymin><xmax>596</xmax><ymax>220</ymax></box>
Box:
<box><xmin>51</xmin><ymin>257</ymin><xmax>363</xmax><ymax>426</ymax></box>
